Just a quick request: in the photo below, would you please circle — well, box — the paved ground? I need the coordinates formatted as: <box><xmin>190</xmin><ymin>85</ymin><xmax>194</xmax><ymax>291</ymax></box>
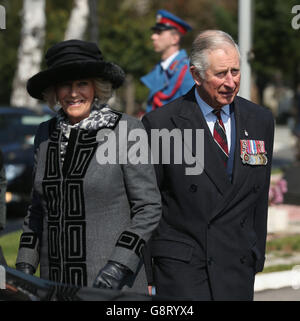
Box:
<box><xmin>272</xmin><ymin>124</ymin><xmax>297</xmax><ymax>168</ymax></box>
<box><xmin>0</xmin><ymin>218</ymin><xmax>22</xmax><ymax>237</ymax></box>
<box><xmin>255</xmin><ymin>287</ymin><xmax>300</xmax><ymax>301</ymax></box>
<box><xmin>253</xmin><ymin>124</ymin><xmax>300</xmax><ymax>300</ymax></box>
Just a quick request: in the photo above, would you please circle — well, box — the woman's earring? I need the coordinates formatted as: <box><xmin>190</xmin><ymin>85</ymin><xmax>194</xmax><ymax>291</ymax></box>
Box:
<box><xmin>54</xmin><ymin>100</ymin><xmax>61</xmax><ymax>112</ymax></box>
<box><xmin>93</xmin><ymin>97</ymin><xmax>100</xmax><ymax>108</ymax></box>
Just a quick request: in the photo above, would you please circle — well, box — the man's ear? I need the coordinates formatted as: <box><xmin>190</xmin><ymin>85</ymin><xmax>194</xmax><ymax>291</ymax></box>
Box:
<box><xmin>171</xmin><ymin>31</ymin><xmax>181</xmax><ymax>46</ymax></box>
<box><xmin>190</xmin><ymin>66</ymin><xmax>202</xmax><ymax>86</ymax></box>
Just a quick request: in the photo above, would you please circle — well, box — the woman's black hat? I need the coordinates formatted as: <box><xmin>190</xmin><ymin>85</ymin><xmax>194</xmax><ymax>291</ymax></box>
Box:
<box><xmin>27</xmin><ymin>39</ymin><xmax>125</xmax><ymax>100</ymax></box>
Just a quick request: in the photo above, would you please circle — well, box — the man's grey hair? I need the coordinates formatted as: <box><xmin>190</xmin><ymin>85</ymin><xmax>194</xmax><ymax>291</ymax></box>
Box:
<box><xmin>43</xmin><ymin>78</ymin><xmax>113</xmax><ymax>111</ymax></box>
<box><xmin>190</xmin><ymin>30</ymin><xmax>240</xmax><ymax>79</ymax></box>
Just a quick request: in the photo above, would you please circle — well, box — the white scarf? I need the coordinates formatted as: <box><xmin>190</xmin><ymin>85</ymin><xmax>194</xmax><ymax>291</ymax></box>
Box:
<box><xmin>56</xmin><ymin>100</ymin><xmax>119</xmax><ymax>163</ymax></box>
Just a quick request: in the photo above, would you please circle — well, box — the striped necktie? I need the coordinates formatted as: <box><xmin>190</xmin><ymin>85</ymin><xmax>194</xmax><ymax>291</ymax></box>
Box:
<box><xmin>213</xmin><ymin>109</ymin><xmax>229</xmax><ymax>166</ymax></box>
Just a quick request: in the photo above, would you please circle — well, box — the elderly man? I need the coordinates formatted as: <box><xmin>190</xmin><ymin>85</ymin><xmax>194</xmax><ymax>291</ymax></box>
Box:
<box><xmin>142</xmin><ymin>30</ymin><xmax>274</xmax><ymax>300</ymax></box>
<box><xmin>141</xmin><ymin>10</ymin><xmax>194</xmax><ymax>113</ymax></box>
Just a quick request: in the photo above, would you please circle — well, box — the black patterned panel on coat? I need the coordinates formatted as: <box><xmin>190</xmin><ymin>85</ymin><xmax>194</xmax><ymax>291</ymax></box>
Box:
<box><xmin>64</xmin><ymin>263</ymin><xmax>87</xmax><ymax>287</ymax></box>
<box><xmin>77</xmin><ymin>130</ymin><xmax>98</xmax><ymax>144</ymax></box>
<box><xmin>116</xmin><ymin>231</ymin><xmax>146</xmax><ymax>258</ymax></box>
<box><xmin>65</xmin><ymin>180</ymin><xmax>85</xmax><ymax>220</ymax></box>
<box><xmin>64</xmin><ymin>221</ymin><xmax>86</xmax><ymax>262</ymax></box>
<box><xmin>43</xmin><ymin>182</ymin><xmax>62</xmax><ymax>221</ymax></box>
<box><xmin>68</xmin><ymin>145</ymin><xmax>98</xmax><ymax>178</ymax></box>
<box><xmin>48</xmin><ymin>222</ymin><xmax>61</xmax><ymax>263</ymax></box>
<box><xmin>49</xmin><ymin>263</ymin><xmax>61</xmax><ymax>283</ymax></box>
<box><xmin>44</xmin><ymin>142</ymin><xmax>60</xmax><ymax>180</ymax></box>
<box><xmin>19</xmin><ymin>232</ymin><xmax>38</xmax><ymax>250</ymax></box>
<box><xmin>42</xmin><ymin>129</ymin><xmax>100</xmax><ymax>287</ymax></box>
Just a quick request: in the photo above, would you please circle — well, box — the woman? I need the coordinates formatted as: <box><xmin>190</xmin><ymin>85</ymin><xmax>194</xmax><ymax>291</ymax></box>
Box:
<box><xmin>16</xmin><ymin>39</ymin><xmax>161</xmax><ymax>294</ymax></box>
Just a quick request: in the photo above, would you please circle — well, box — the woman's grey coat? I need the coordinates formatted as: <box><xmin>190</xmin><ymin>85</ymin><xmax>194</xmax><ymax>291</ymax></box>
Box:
<box><xmin>16</xmin><ymin>112</ymin><xmax>161</xmax><ymax>293</ymax></box>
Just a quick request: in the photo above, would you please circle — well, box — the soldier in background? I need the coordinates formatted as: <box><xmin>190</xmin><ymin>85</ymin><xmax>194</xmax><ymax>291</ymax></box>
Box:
<box><xmin>141</xmin><ymin>9</ymin><xmax>194</xmax><ymax>113</ymax></box>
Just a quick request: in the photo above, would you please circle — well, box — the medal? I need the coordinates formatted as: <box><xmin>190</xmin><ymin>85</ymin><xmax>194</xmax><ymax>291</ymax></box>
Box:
<box><xmin>240</xmin><ymin>139</ymin><xmax>268</xmax><ymax>166</ymax></box>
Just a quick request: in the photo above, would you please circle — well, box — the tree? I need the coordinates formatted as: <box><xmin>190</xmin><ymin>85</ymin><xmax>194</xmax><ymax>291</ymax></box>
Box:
<box><xmin>88</xmin><ymin>0</ymin><xmax>99</xmax><ymax>43</ymax></box>
<box><xmin>0</xmin><ymin>0</ymin><xmax>22</xmax><ymax>104</ymax></box>
<box><xmin>64</xmin><ymin>0</ymin><xmax>89</xmax><ymax>40</ymax></box>
<box><xmin>10</xmin><ymin>0</ymin><xmax>46</xmax><ymax>109</ymax></box>
<box><xmin>252</xmin><ymin>0</ymin><xmax>300</xmax><ymax>101</ymax></box>
<box><xmin>0</xmin><ymin>0</ymin><xmax>239</xmax><ymax>108</ymax></box>
<box><xmin>2</xmin><ymin>0</ymin><xmax>298</xmax><ymax>113</ymax></box>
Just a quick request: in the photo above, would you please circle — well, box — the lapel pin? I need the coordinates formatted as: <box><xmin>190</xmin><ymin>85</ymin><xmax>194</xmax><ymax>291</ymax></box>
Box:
<box><xmin>244</xmin><ymin>129</ymin><xmax>248</xmax><ymax>137</ymax></box>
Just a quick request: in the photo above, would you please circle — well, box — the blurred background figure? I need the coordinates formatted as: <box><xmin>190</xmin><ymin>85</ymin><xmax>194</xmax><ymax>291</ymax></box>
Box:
<box><xmin>0</xmin><ymin>149</ymin><xmax>6</xmax><ymax>232</ymax></box>
<box><xmin>140</xmin><ymin>9</ymin><xmax>194</xmax><ymax>113</ymax></box>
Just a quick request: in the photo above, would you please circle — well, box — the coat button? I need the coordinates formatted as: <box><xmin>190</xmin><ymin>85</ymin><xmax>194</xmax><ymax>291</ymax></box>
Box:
<box><xmin>207</xmin><ymin>257</ymin><xmax>213</xmax><ymax>266</ymax></box>
<box><xmin>189</xmin><ymin>184</ymin><xmax>198</xmax><ymax>193</ymax></box>
<box><xmin>240</xmin><ymin>256</ymin><xmax>246</xmax><ymax>264</ymax></box>
<box><xmin>253</xmin><ymin>185</ymin><xmax>260</xmax><ymax>193</ymax></box>
<box><xmin>240</xmin><ymin>218</ymin><xmax>246</xmax><ymax>228</ymax></box>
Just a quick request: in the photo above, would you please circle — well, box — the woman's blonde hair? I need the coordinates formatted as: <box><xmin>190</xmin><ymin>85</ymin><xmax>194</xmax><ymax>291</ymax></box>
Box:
<box><xmin>42</xmin><ymin>78</ymin><xmax>113</xmax><ymax>111</ymax></box>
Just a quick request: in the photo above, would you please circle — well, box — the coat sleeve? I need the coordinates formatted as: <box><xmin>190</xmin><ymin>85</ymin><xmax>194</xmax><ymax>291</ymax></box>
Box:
<box><xmin>109</xmin><ymin>117</ymin><xmax>162</xmax><ymax>274</ymax></box>
<box><xmin>141</xmin><ymin>114</ymin><xmax>165</xmax><ymax>189</ymax></box>
<box><xmin>16</xmin><ymin>121</ymin><xmax>50</xmax><ymax>270</ymax></box>
<box><xmin>141</xmin><ymin>114</ymin><xmax>166</xmax><ymax>285</ymax></box>
<box><xmin>253</xmin><ymin>112</ymin><xmax>275</xmax><ymax>273</ymax></box>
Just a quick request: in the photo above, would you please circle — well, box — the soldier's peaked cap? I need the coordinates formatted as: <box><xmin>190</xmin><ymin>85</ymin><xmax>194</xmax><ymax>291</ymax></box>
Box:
<box><xmin>151</xmin><ymin>9</ymin><xmax>192</xmax><ymax>35</ymax></box>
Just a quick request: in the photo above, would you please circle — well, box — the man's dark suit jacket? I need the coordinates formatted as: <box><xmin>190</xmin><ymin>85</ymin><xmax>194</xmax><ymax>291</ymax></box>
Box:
<box><xmin>142</xmin><ymin>87</ymin><xmax>274</xmax><ymax>300</ymax></box>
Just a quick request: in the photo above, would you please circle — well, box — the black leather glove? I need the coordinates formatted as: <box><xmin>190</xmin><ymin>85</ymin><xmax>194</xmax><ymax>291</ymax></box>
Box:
<box><xmin>93</xmin><ymin>261</ymin><xmax>133</xmax><ymax>290</ymax></box>
<box><xmin>16</xmin><ymin>262</ymin><xmax>35</xmax><ymax>275</ymax></box>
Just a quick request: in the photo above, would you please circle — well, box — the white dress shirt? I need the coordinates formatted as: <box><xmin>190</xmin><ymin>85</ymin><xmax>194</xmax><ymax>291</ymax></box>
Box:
<box><xmin>160</xmin><ymin>51</ymin><xmax>179</xmax><ymax>70</ymax></box>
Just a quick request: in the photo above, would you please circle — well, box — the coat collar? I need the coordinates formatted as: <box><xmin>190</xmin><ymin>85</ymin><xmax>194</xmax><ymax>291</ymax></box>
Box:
<box><xmin>140</xmin><ymin>49</ymin><xmax>189</xmax><ymax>92</ymax></box>
<box><xmin>171</xmin><ymin>87</ymin><xmax>231</xmax><ymax>195</ymax></box>
<box><xmin>165</xmin><ymin>49</ymin><xmax>189</xmax><ymax>75</ymax></box>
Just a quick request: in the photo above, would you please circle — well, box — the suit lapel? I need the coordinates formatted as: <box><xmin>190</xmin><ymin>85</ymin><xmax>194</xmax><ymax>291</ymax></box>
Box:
<box><xmin>172</xmin><ymin>91</ymin><xmax>255</xmax><ymax>220</ymax></box>
<box><xmin>231</xmin><ymin>97</ymin><xmax>253</xmax><ymax>186</ymax></box>
<box><xmin>171</xmin><ymin>88</ymin><xmax>232</xmax><ymax>196</ymax></box>
<box><xmin>210</xmin><ymin>97</ymin><xmax>254</xmax><ymax>220</ymax></box>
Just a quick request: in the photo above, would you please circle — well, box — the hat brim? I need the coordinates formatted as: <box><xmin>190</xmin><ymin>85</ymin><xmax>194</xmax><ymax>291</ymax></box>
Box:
<box><xmin>151</xmin><ymin>23</ymin><xmax>177</xmax><ymax>32</ymax></box>
<box><xmin>27</xmin><ymin>60</ymin><xmax>125</xmax><ymax>100</ymax></box>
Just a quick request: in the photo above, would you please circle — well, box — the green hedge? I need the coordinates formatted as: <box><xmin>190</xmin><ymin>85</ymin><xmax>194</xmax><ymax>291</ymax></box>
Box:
<box><xmin>266</xmin><ymin>235</ymin><xmax>300</xmax><ymax>253</ymax></box>
<box><xmin>0</xmin><ymin>230</ymin><xmax>21</xmax><ymax>268</ymax></box>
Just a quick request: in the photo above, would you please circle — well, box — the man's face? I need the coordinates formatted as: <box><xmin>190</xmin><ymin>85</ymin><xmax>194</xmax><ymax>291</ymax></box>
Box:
<box><xmin>191</xmin><ymin>46</ymin><xmax>240</xmax><ymax>109</ymax></box>
<box><xmin>151</xmin><ymin>29</ymin><xmax>179</xmax><ymax>54</ymax></box>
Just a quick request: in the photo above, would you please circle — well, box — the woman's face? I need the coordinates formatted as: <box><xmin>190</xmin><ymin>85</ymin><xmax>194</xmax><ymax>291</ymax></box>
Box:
<box><xmin>56</xmin><ymin>79</ymin><xmax>95</xmax><ymax>124</ymax></box>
